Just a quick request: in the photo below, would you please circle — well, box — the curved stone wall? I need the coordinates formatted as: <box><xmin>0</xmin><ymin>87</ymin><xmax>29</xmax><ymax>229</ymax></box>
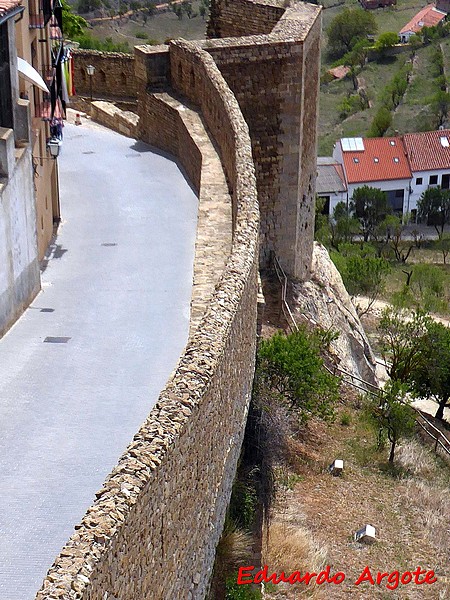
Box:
<box><xmin>36</xmin><ymin>43</ymin><xmax>259</xmax><ymax>600</ymax></box>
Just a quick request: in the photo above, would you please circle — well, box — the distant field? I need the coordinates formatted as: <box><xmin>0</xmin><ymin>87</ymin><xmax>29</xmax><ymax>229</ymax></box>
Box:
<box><xmin>88</xmin><ymin>2</ymin><xmax>208</xmax><ymax>47</ymax></box>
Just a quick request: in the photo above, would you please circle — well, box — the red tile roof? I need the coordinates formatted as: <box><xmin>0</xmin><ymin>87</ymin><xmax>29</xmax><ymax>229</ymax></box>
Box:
<box><xmin>403</xmin><ymin>129</ymin><xmax>450</xmax><ymax>171</ymax></box>
<box><xmin>399</xmin><ymin>4</ymin><xmax>446</xmax><ymax>35</ymax></box>
<box><xmin>328</xmin><ymin>66</ymin><xmax>350</xmax><ymax>80</ymax></box>
<box><xmin>0</xmin><ymin>0</ymin><xmax>22</xmax><ymax>18</ymax></box>
<box><xmin>339</xmin><ymin>137</ymin><xmax>412</xmax><ymax>184</ymax></box>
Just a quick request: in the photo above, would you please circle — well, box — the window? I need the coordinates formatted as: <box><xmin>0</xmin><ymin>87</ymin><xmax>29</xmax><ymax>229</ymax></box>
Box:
<box><xmin>393</xmin><ymin>157</ymin><xmax>399</xmax><ymax>163</ymax></box>
<box><xmin>374</xmin><ymin>157</ymin><xmax>379</xmax><ymax>163</ymax></box>
<box><xmin>416</xmin><ymin>177</ymin><xmax>423</xmax><ymax>185</ymax></box>
<box><xmin>430</xmin><ymin>175</ymin><xmax>438</xmax><ymax>185</ymax></box>
<box><xmin>390</xmin><ymin>140</ymin><xmax>396</xmax><ymax>146</ymax></box>
<box><xmin>353</xmin><ymin>157</ymin><xmax>359</xmax><ymax>163</ymax></box>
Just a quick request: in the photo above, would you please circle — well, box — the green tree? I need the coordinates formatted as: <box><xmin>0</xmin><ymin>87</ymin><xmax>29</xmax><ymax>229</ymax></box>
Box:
<box><xmin>337</xmin><ymin>246</ymin><xmax>390</xmax><ymax>314</ymax></box>
<box><xmin>376</xmin><ymin>214</ymin><xmax>414</xmax><ymax>262</ymax></box>
<box><xmin>327</xmin><ymin>8</ymin><xmax>377</xmax><ymax>59</ymax></box>
<box><xmin>417</xmin><ymin>186</ymin><xmax>450</xmax><ymax>238</ymax></box>
<box><xmin>62</xmin><ymin>0</ymin><xmax>88</xmax><ymax>38</ymax></box>
<box><xmin>314</xmin><ymin>196</ymin><xmax>331</xmax><ymax>246</ymax></box>
<box><xmin>351</xmin><ymin>185</ymin><xmax>392</xmax><ymax>241</ymax></box>
<box><xmin>412</xmin><ymin>321</ymin><xmax>450</xmax><ymax>420</ymax></box>
<box><xmin>408</xmin><ymin>34</ymin><xmax>422</xmax><ymax>59</ymax></box>
<box><xmin>435</xmin><ymin>233</ymin><xmax>450</xmax><ymax>264</ymax></box>
<box><xmin>256</xmin><ymin>329</ymin><xmax>340</xmax><ymax>424</ymax></box>
<box><xmin>368</xmin><ymin>381</ymin><xmax>415</xmax><ymax>462</ymax></box>
<box><xmin>378</xmin><ymin>307</ymin><xmax>431</xmax><ymax>382</ymax></box>
<box><xmin>330</xmin><ymin>201</ymin><xmax>360</xmax><ymax>247</ymax></box>
<box><xmin>375</xmin><ymin>32</ymin><xmax>398</xmax><ymax>56</ymax></box>
<box><xmin>367</xmin><ymin>106</ymin><xmax>392</xmax><ymax>137</ymax></box>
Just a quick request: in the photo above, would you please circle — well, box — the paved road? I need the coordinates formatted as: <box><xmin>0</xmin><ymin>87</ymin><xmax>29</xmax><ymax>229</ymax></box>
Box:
<box><xmin>0</xmin><ymin>122</ymin><xmax>198</xmax><ymax>599</ymax></box>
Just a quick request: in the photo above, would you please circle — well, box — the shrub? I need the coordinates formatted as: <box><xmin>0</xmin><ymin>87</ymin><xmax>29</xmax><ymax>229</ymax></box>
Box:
<box><xmin>257</xmin><ymin>329</ymin><xmax>340</xmax><ymax>424</ymax></box>
<box><xmin>368</xmin><ymin>106</ymin><xmax>392</xmax><ymax>137</ymax></box>
<box><xmin>340</xmin><ymin>412</ymin><xmax>351</xmax><ymax>426</ymax></box>
<box><xmin>338</xmin><ymin>94</ymin><xmax>364</xmax><ymax>120</ymax></box>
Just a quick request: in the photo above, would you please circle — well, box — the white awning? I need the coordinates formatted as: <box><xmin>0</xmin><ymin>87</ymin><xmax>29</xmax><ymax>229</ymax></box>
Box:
<box><xmin>17</xmin><ymin>57</ymin><xmax>49</xmax><ymax>93</ymax></box>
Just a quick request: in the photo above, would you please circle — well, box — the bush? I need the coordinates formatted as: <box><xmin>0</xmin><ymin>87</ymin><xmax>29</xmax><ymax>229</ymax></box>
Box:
<box><xmin>327</xmin><ymin>8</ymin><xmax>377</xmax><ymax>59</ymax></box>
<box><xmin>135</xmin><ymin>30</ymin><xmax>148</xmax><ymax>39</ymax></box>
<box><xmin>257</xmin><ymin>329</ymin><xmax>340</xmax><ymax>424</ymax></box>
<box><xmin>340</xmin><ymin>412</ymin><xmax>352</xmax><ymax>426</ymax></box>
<box><xmin>338</xmin><ymin>94</ymin><xmax>364</xmax><ymax>119</ymax></box>
<box><xmin>368</xmin><ymin>106</ymin><xmax>392</xmax><ymax>137</ymax></box>
<box><xmin>74</xmin><ymin>33</ymin><xmax>131</xmax><ymax>53</ymax></box>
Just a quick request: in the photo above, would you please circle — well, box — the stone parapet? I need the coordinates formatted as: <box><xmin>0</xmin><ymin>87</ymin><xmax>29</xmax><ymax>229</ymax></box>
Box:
<box><xmin>90</xmin><ymin>101</ymin><xmax>139</xmax><ymax>138</ymax></box>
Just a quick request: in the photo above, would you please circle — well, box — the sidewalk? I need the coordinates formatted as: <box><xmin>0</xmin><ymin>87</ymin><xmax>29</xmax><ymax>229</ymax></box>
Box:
<box><xmin>0</xmin><ymin>121</ymin><xmax>198</xmax><ymax>599</ymax></box>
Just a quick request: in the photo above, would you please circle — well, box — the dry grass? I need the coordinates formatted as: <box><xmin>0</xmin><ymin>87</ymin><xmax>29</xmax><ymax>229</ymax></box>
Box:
<box><xmin>402</xmin><ymin>480</ymin><xmax>450</xmax><ymax>555</ymax></box>
<box><xmin>263</xmin><ymin>521</ymin><xmax>327</xmax><ymax>599</ymax></box>
<box><xmin>215</xmin><ymin>525</ymin><xmax>253</xmax><ymax>576</ymax></box>
<box><xmin>395</xmin><ymin>439</ymin><xmax>436</xmax><ymax>478</ymax></box>
<box><xmin>263</xmin><ymin>401</ymin><xmax>450</xmax><ymax>600</ymax></box>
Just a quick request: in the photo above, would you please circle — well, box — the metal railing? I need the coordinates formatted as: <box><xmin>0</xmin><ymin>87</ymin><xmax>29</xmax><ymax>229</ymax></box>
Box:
<box><xmin>414</xmin><ymin>409</ymin><xmax>450</xmax><ymax>457</ymax></box>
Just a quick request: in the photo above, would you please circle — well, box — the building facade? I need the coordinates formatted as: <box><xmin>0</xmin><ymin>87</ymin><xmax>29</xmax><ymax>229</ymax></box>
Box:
<box><xmin>332</xmin><ymin>136</ymin><xmax>412</xmax><ymax>216</ymax></box>
<box><xmin>404</xmin><ymin>130</ymin><xmax>450</xmax><ymax>217</ymax></box>
<box><xmin>15</xmin><ymin>0</ymin><xmax>63</xmax><ymax>259</ymax></box>
<box><xmin>0</xmin><ymin>0</ymin><xmax>40</xmax><ymax>336</ymax></box>
<box><xmin>399</xmin><ymin>4</ymin><xmax>446</xmax><ymax>43</ymax></box>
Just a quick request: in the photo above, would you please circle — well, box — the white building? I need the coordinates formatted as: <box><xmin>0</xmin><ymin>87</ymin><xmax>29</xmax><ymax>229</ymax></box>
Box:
<box><xmin>403</xmin><ymin>130</ymin><xmax>450</xmax><ymax>219</ymax></box>
<box><xmin>322</xmin><ymin>131</ymin><xmax>450</xmax><ymax>220</ymax></box>
<box><xmin>399</xmin><ymin>4</ymin><xmax>446</xmax><ymax>44</ymax></box>
<box><xmin>331</xmin><ymin>137</ymin><xmax>412</xmax><ymax>216</ymax></box>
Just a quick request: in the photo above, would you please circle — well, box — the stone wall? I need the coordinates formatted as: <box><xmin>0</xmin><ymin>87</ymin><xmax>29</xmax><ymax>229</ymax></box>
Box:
<box><xmin>73</xmin><ymin>49</ymin><xmax>137</xmax><ymax>99</ymax></box>
<box><xmin>0</xmin><ymin>127</ymin><xmax>40</xmax><ymax>338</ymax></box>
<box><xmin>204</xmin><ymin>1</ymin><xmax>321</xmax><ymax>280</ymax></box>
<box><xmin>90</xmin><ymin>101</ymin><xmax>139</xmax><ymax>138</ymax></box>
<box><xmin>36</xmin><ymin>42</ymin><xmax>259</xmax><ymax>600</ymax></box>
<box><xmin>207</xmin><ymin>0</ymin><xmax>285</xmax><ymax>38</ymax></box>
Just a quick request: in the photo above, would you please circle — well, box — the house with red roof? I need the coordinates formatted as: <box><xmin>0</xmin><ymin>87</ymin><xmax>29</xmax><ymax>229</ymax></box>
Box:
<box><xmin>331</xmin><ymin>137</ymin><xmax>412</xmax><ymax>216</ymax></box>
<box><xmin>403</xmin><ymin>129</ymin><xmax>450</xmax><ymax>214</ymax></box>
<box><xmin>399</xmin><ymin>4</ymin><xmax>447</xmax><ymax>43</ymax></box>
<box><xmin>326</xmin><ymin>130</ymin><xmax>450</xmax><ymax>219</ymax></box>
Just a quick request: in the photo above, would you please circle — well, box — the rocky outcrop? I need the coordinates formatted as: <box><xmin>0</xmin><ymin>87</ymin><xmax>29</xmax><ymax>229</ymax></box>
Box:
<box><xmin>292</xmin><ymin>243</ymin><xmax>378</xmax><ymax>386</ymax></box>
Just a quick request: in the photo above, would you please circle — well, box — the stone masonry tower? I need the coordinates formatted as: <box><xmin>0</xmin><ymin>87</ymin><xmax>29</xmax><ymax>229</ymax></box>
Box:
<box><xmin>207</xmin><ymin>0</ymin><xmax>322</xmax><ymax>281</ymax></box>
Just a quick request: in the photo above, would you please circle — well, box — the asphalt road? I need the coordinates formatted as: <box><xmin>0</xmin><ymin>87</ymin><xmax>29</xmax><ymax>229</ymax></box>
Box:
<box><xmin>0</xmin><ymin>122</ymin><xmax>198</xmax><ymax>599</ymax></box>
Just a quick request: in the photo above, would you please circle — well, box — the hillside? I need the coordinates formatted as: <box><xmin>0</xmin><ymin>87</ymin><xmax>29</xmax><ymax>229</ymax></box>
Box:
<box><xmin>319</xmin><ymin>0</ymin><xmax>450</xmax><ymax>154</ymax></box>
